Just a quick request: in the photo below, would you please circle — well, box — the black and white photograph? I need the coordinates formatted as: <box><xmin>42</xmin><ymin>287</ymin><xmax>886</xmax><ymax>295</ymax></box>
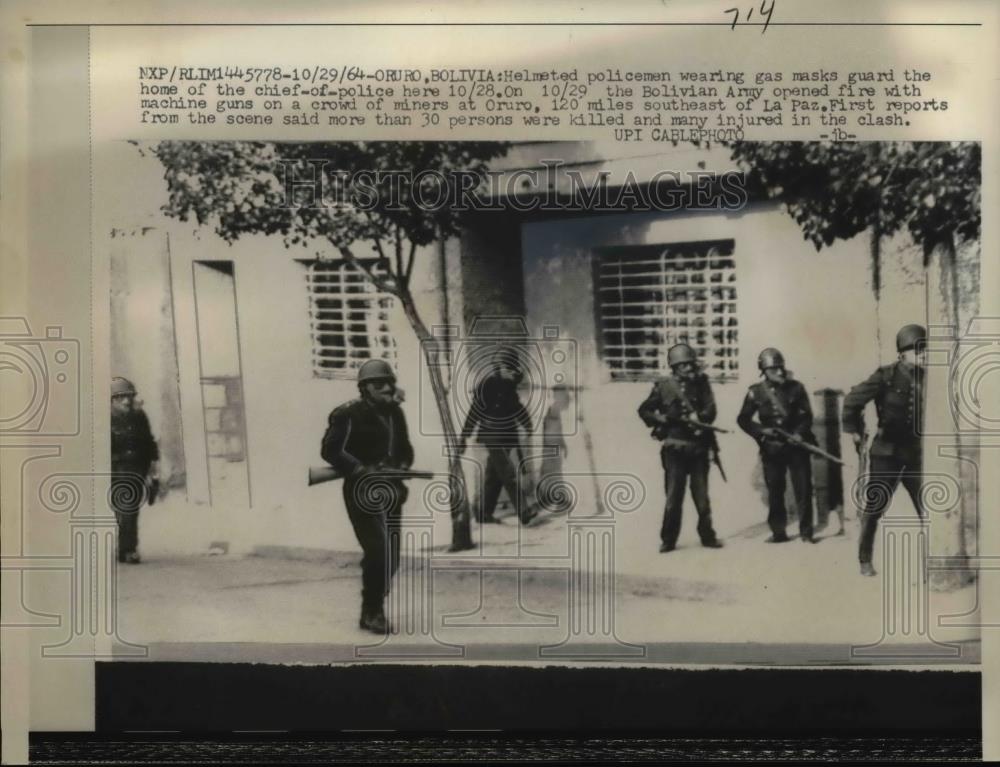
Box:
<box><xmin>99</xmin><ymin>138</ymin><xmax>982</xmax><ymax>664</ymax></box>
<box><xmin>3</xmin><ymin>6</ymin><xmax>995</xmax><ymax>762</ymax></box>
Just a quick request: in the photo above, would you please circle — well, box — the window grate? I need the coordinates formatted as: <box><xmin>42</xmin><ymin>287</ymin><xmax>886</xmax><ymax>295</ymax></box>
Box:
<box><xmin>595</xmin><ymin>240</ymin><xmax>738</xmax><ymax>382</ymax></box>
<box><xmin>305</xmin><ymin>260</ymin><xmax>397</xmax><ymax>379</ymax></box>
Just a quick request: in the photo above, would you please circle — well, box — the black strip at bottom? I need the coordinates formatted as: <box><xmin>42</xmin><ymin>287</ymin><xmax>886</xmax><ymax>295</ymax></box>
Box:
<box><xmin>30</xmin><ymin>733</ymin><xmax>982</xmax><ymax>763</ymax></box>
<box><xmin>95</xmin><ymin>664</ymin><xmax>980</xmax><ymax>733</ymax></box>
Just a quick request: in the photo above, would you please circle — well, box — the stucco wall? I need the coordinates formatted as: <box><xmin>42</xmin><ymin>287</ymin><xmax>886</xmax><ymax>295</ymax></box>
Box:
<box><xmin>519</xmin><ymin>205</ymin><xmax>930</xmax><ymax>537</ymax></box>
<box><xmin>104</xmin><ymin>143</ymin><xmax>460</xmax><ymax>555</ymax></box>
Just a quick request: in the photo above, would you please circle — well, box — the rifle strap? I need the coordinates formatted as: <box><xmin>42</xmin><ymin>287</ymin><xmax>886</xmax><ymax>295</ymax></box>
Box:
<box><xmin>662</xmin><ymin>375</ymin><xmax>698</xmax><ymax>415</ymax></box>
<box><xmin>759</xmin><ymin>380</ymin><xmax>789</xmax><ymax>423</ymax></box>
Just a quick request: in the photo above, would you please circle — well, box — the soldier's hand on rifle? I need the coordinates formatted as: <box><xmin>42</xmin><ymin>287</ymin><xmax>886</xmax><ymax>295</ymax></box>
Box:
<box><xmin>351</xmin><ymin>463</ymin><xmax>375</xmax><ymax>479</ymax></box>
<box><xmin>760</xmin><ymin>427</ymin><xmax>780</xmax><ymax>440</ymax></box>
<box><xmin>788</xmin><ymin>433</ymin><xmax>804</xmax><ymax>444</ymax></box>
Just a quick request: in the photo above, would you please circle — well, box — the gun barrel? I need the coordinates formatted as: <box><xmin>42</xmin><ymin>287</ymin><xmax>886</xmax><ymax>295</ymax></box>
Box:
<box><xmin>308</xmin><ymin>466</ymin><xmax>342</xmax><ymax>486</ymax></box>
<box><xmin>308</xmin><ymin>466</ymin><xmax>435</xmax><ymax>486</ymax></box>
<box><xmin>775</xmin><ymin>430</ymin><xmax>845</xmax><ymax>465</ymax></box>
<box><xmin>692</xmin><ymin>420</ymin><xmax>730</xmax><ymax>434</ymax></box>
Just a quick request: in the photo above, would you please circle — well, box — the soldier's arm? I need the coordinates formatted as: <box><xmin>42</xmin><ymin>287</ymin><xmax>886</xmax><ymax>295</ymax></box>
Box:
<box><xmin>459</xmin><ymin>382</ymin><xmax>485</xmax><ymax>442</ymax></box>
<box><xmin>842</xmin><ymin>369</ymin><xmax>882</xmax><ymax>436</ymax></box>
<box><xmin>136</xmin><ymin>410</ymin><xmax>161</xmax><ymax>473</ymax></box>
<box><xmin>394</xmin><ymin>409</ymin><xmax>415</xmax><ymax>470</ymax></box>
<box><xmin>736</xmin><ymin>390</ymin><xmax>764</xmax><ymax>440</ymax></box>
<box><xmin>697</xmin><ymin>379</ymin><xmax>718</xmax><ymax>424</ymax></box>
<box><xmin>637</xmin><ymin>384</ymin><xmax>666</xmax><ymax>427</ymax></box>
<box><xmin>321</xmin><ymin>408</ymin><xmax>363</xmax><ymax>476</ymax></box>
<box><xmin>793</xmin><ymin>382</ymin><xmax>814</xmax><ymax>436</ymax></box>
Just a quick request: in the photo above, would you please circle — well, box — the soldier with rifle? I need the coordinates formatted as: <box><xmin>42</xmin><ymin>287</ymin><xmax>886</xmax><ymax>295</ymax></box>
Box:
<box><xmin>737</xmin><ymin>348</ymin><xmax>822</xmax><ymax>544</ymax></box>
<box><xmin>320</xmin><ymin>358</ymin><xmax>415</xmax><ymax>634</ymax></box>
<box><xmin>638</xmin><ymin>343</ymin><xmax>725</xmax><ymax>553</ymax></box>
<box><xmin>842</xmin><ymin>324</ymin><xmax>927</xmax><ymax>577</ymax></box>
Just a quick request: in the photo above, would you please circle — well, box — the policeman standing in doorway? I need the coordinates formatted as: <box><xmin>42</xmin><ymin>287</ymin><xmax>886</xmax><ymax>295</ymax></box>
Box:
<box><xmin>110</xmin><ymin>377</ymin><xmax>160</xmax><ymax>564</ymax></box>
<box><xmin>638</xmin><ymin>343</ymin><xmax>724</xmax><ymax>553</ymax></box>
<box><xmin>458</xmin><ymin>347</ymin><xmax>538</xmax><ymax>525</ymax></box>
<box><xmin>737</xmin><ymin>348</ymin><xmax>818</xmax><ymax>544</ymax></box>
<box><xmin>842</xmin><ymin>324</ymin><xmax>927</xmax><ymax>577</ymax></box>
<box><xmin>321</xmin><ymin>359</ymin><xmax>414</xmax><ymax>633</ymax></box>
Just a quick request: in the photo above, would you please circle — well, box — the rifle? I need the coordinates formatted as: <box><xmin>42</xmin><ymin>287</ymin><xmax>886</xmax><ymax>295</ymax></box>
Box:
<box><xmin>772</xmin><ymin>428</ymin><xmax>846</xmax><ymax>466</ymax></box>
<box><xmin>651</xmin><ymin>415</ymin><xmax>730</xmax><ymax>440</ymax></box>
<box><xmin>308</xmin><ymin>466</ymin><xmax>435</xmax><ymax>487</ymax></box>
<box><xmin>651</xmin><ymin>417</ymin><xmax>729</xmax><ymax>482</ymax></box>
<box><xmin>710</xmin><ymin>434</ymin><xmax>728</xmax><ymax>483</ymax></box>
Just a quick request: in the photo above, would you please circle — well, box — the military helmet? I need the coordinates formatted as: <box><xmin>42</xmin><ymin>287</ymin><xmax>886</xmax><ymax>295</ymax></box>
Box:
<box><xmin>896</xmin><ymin>324</ymin><xmax>927</xmax><ymax>353</ymax></box>
<box><xmin>666</xmin><ymin>343</ymin><xmax>697</xmax><ymax>368</ymax></box>
<box><xmin>357</xmin><ymin>358</ymin><xmax>396</xmax><ymax>384</ymax></box>
<box><xmin>757</xmin><ymin>347</ymin><xmax>786</xmax><ymax>371</ymax></box>
<box><xmin>111</xmin><ymin>377</ymin><xmax>137</xmax><ymax>397</ymax></box>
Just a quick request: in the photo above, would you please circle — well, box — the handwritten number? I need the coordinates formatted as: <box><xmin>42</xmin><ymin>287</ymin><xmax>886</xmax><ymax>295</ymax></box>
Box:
<box><xmin>725</xmin><ymin>0</ymin><xmax>775</xmax><ymax>33</ymax></box>
<box><xmin>759</xmin><ymin>0</ymin><xmax>775</xmax><ymax>33</ymax></box>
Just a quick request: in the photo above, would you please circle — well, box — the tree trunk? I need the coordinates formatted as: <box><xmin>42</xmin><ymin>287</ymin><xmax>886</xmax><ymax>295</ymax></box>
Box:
<box><xmin>397</xmin><ymin>290</ymin><xmax>475</xmax><ymax>551</ymax></box>
<box><xmin>924</xmin><ymin>237</ymin><xmax>975</xmax><ymax>590</ymax></box>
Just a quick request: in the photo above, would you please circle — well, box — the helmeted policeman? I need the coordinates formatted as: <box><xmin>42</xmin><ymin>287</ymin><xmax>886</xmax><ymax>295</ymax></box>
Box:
<box><xmin>843</xmin><ymin>324</ymin><xmax>927</xmax><ymax>577</ymax></box>
<box><xmin>458</xmin><ymin>347</ymin><xmax>537</xmax><ymax>525</ymax></box>
<box><xmin>737</xmin><ymin>348</ymin><xmax>818</xmax><ymax>543</ymax></box>
<box><xmin>110</xmin><ymin>377</ymin><xmax>159</xmax><ymax>564</ymax></box>
<box><xmin>321</xmin><ymin>358</ymin><xmax>414</xmax><ymax>633</ymax></box>
<box><xmin>638</xmin><ymin>343</ymin><xmax>724</xmax><ymax>553</ymax></box>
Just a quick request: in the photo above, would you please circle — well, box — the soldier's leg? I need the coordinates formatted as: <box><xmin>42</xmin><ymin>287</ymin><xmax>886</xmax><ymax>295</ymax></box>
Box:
<box><xmin>386</xmin><ymin>482</ymin><xmax>407</xmax><ymax>586</ymax></box>
<box><xmin>689</xmin><ymin>453</ymin><xmax>719</xmax><ymax>544</ymax></box>
<box><xmin>789</xmin><ymin>450</ymin><xmax>815</xmax><ymax>539</ymax></box>
<box><xmin>858</xmin><ymin>455</ymin><xmax>903</xmax><ymax>564</ymax></box>
<box><xmin>899</xmin><ymin>464</ymin><xmax>926</xmax><ymax>520</ymax></box>
<box><xmin>111</xmin><ymin>475</ymin><xmax>141</xmax><ymax>560</ymax></box>
<box><xmin>479</xmin><ymin>448</ymin><xmax>506</xmax><ymax>521</ymax></box>
<box><xmin>494</xmin><ymin>446</ymin><xmax>531</xmax><ymax>522</ymax></box>
<box><xmin>344</xmin><ymin>481</ymin><xmax>389</xmax><ymax>614</ymax></box>
<box><xmin>661</xmin><ymin>448</ymin><xmax>689</xmax><ymax>548</ymax></box>
<box><xmin>762</xmin><ymin>454</ymin><xmax>789</xmax><ymax>537</ymax></box>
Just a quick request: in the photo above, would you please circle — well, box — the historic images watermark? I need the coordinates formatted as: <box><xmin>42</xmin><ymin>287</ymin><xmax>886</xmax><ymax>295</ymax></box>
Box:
<box><xmin>279</xmin><ymin>158</ymin><xmax>749</xmax><ymax>214</ymax></box>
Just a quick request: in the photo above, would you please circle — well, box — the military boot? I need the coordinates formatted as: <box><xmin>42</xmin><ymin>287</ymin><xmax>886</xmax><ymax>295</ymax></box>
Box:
<box><xmin>360</xmin><ymin>607</ymin><xmax>390</xmax><ymax>634</ymax></box>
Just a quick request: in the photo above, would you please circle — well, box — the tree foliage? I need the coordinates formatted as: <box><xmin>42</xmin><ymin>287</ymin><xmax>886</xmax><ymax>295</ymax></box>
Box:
<box><xmin>143</xmin><ymin>140</ymin><xmax>511</xmax><ymax>291</ymax></box>
<box><xmin>728</xmin><ymin>141</ymin><xmax>980</xmax><ymax>252</ymax></box>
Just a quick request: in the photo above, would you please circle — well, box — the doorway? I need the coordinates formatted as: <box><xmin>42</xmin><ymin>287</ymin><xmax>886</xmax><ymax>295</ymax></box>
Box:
<box><xmin>192</xmin><ymin>260</ymin><xmax>251</xmax><ymax>509</ymax></box>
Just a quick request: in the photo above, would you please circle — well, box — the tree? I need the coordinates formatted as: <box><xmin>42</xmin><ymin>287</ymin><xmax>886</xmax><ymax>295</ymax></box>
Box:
<box><xmin>728</xmin><ymin>141</ymin><xmax>980</xmax><ymax>305</ymax></box>
<box><xmin>142</xmin><ymin>140</ymin><xmax>512</xmax><ymax>551</ymax></box>
<box><xmin>728</xmin><ymin>141</ymin><xmax>981</xmax><ymax>586</ymax></box>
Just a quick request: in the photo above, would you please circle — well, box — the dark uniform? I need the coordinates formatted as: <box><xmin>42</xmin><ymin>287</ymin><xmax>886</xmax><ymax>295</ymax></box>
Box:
<box><xmin>737</xmin><ymin>378</ymin><xmax>816</xmax><ymax>540</ymax></box>
<box><xmin>460</xmin><ymin>372</ymin><xmax>535</xmax><ymax>523</ymax></box>
<box><xmin>110</xmin><ymin>408</ymin><xmax>158</xmax><ymax>562</ymax></box>
<box><xmin>638</xmin><ymin>373</ymin><xmax>721</xmax><ymax>550</ymax></box>
<box><xmin>842</xmin><ymin>360</ymin><xmax>925</xmax><ymax>565</ymax></box>
<box><xmin>321</xmin><ymin>397</ymin><xmax>414</xmax><ymax>617</ymax></box>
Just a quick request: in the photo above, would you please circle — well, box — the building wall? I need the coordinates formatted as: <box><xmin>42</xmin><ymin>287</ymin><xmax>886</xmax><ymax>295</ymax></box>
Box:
<box><xmin>108</xmin><ymin>228</ymin><xmax>186</xmax><ymax>489</ymax></box>
<box><xmin>518</xmin><ymin>204</ymin><xmax>930</xmax><ymax>536</ymax></box>
<box><xmin>106</xmin><ymin>141</ymin><xmax>963</xmax><ymax>555</ymax></box>
<box><xmin>105</xmin><ymin>144</ymin><xmax>460</xmax><ymax>556</ymax></box>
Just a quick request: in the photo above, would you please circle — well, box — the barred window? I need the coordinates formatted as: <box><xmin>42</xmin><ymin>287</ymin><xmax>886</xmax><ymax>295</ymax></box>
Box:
<box><xmin>306</xmin><ymin>260</ymin><xmax>397</xmax><ymax>378</ymax></box>
<box><xmin>595</xmin><ymin>240</ymin><xmax>738</xmax><ymax>382</ymax></box>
